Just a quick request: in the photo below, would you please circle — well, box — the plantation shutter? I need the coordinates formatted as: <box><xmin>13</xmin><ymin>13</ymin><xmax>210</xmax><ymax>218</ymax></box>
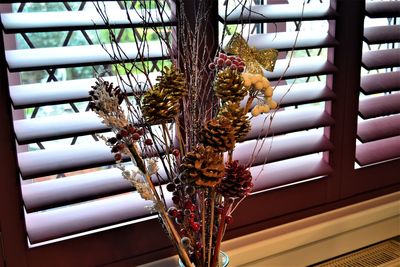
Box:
<box><xmin>1</xmin><ymin>1</ymin><xmax>176</xmax><ymax>245</ymax></box>
<box><xmin>356</xmin><ymin>0</ymin><xmax>400</xmax><ymax>167</ymax></box>
<box><xmin>218</xmin><ymin>0</ymin><xmax>336</xmax><ymax>193</ymax></box>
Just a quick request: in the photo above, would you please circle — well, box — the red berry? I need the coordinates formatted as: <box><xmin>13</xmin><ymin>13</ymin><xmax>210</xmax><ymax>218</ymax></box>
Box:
<box><xmin>232</xmin><ymin>60</ymin><xmax>239</xmax><ymax>66</ymax></box>
<box><xmin>225</xmin><ymin>59</ymin><xmax>232</xmax><ymax>66</ymax></box>
<box><xmin>172</xmin><ymin>149</ymin><xmax>180</xmax><ymax>157</ymax></box>
<box><xmin>228</xmin><ymin>56</ymin><xmax>235</xmax><ymax>61</ymax></box>
<box><xmin>172</xmin><ymin>195</ymin><xmax>180</xmax><ymax>204</ymax></box>
<box><xmin>196</xmin><ymin>241</ymin><xmax>202</xmax><ymax>249</ymax></box>
<box><xmin>190</xmin><ymin>222</ymin><xmax>201</xmax><ymax>231</ymax></box>
<box><xmin>230</xmin><ymin>64</ymin><xmax>237</xmax><ymax>70</ymax></box>
<box><xmin>208</xmin><ymin>63</ymin><xmax>216</xmax><ymax>70</ymax></box>
<box><xmin>219</xmin><ymin>53</ymin><xmax>227</xmax><ymax>60</ymax></box>
<box><xmin>117</xmin><ymin>143</ymin><xmax>125</xmax><ymax>150</ymax></box>
<box><xmin>166</xmin><ymin>183</ymin><xmax>176</xmax><ymax>192</ymax></box>
<box><xmin>144</xmin><ymin>138</ymin><xmax>153</xmax><ymax>146</ymax></box>
<box><xmin>111</xmin><ymin>146</ymin><xmax>119</xmax><ymax>153</ymax></box>
<box><xmin>180</xmin><ymin>228</ymin><xmax>187</xmax><ymax>236</ymax></box>
<box><xmin>114</xmin><ymin>153</ymin><xmax>122</xmax><ymax>161</ymax></box>
<box><xmin>132</xmin><ymin>133</ymin><xmax>141</xmax><ymax>141</ymax></box>
<box><xmin>108</xmin><ymin>137</ymin><xmax>118</xmax><ymax>144</ymax></box>
<box><xmin>168</xmin><ymin>207</ymin><xmax>178</xmax><ymax>217</ymax></box>
<box><xmin>136</xmin><ymin>128</ymin><xmax>144</xmax><ymax>135</ymax></box>
<box><xmin>225</xmin><ymin>215</ymin><xmax>233</xmax><ymax>224</ymax></box>
<box><xmin>127</xmin><ymin>125</ymin><xmax>136</xmax><ymax>134</ymax></box>
<box><xmin>184</xmin><ymin>200</ymin><xmax>193</xmax><ymax>210</ymax></box>
<box><xmin>217</xmin><ymin>58</ymin><xmax>224</xmax><ymax>67</ymax></box>
<box><xmin>237</xmin><ymin>65</ymin><xmax>245</xmax><ymax>72</ymax></box>
<box><xmin>120</xmin><ymin>129</ymin><xmax>128</xmax><ymax>137</ymax></box>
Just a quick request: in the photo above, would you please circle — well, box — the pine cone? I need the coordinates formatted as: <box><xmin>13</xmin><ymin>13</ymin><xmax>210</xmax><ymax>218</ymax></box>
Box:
<box><xmin>218</xmin><ymin>160</ymin><xmax>253</xmax><ymax>198</ymax></box>
<box><xmin>214</xmin><ymin>68</ymin><xmax>247</xmax><ymax>103</ymax></box>
<box><xmin>201</xmin><ymin>116</ymin><xmax>236</xmax><ymax>152</ymax></box>
<box><xmin>142</xmin><ymin>85</ymin><xmax>180</xmax><ymax>124</ymax></box>
<box><xmin>156</xmin><ymin>65</ymin><xmax>187</xmax><ymax>98</ymax></box>
<box><xmin>180</xmin><ymin>145</ymin><xmax>225</xmax><ymax>187</ymax></box>
<box><xmin>219</xmin><ymin>103</ymin><xmax>251</xmax><ymax>141</ymax></box>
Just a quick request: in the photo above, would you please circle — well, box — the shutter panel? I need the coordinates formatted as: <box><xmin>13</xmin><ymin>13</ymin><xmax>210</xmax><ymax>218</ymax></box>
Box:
<box><xmin>218</xmin><ymin>0</ymin><xmax>336</xmax><ymax>194</ymax></box>
<box><xmin>356</xmin><ymin>0</ymin><xmax>400</xmax><ymax>167</ymax></box>
<box><xmin>1</xmin><ymin>1</ymin><xmax>176</xmax><ymax>244</ymax></box>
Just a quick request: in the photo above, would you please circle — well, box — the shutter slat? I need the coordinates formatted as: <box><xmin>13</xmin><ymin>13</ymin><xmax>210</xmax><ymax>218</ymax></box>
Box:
<box><xmin>18</xmin><ymin>143</ymin><xmax>115</xmax><ymax>179</ymax></box>
<box><xmin>365</xmin><ymin>1</ymin><xmax>400</xmax><ymax>18</ymax></box>
<box><xmin>362</xmin><ymin>48</ymin><xmax>400</xmax><ymax>70</ymax></box>
<box><xmin>14</xmin><ymin>112</ymin><xmax>109</xmax><ymax>145</ymax></box>
<box><xmin>1</xmin><ymin>9</ymin><xmax>175</xmax><ymax>33</ymax></box>
<box><xmin>234</xmin><ymin>131</ymin><xmax>333</xmax><ymax>166</ymax></box>
<box><xmin>10</xmin><ymin>72</ymin><xmax>158</xmax><ymax>109</ymax></box>
<box><xmin>247</xmin><ymin>31</ymin><xmax>338</xmax><ymax>51</ymax></box>
<box><xmin>360</xmin><ymin>71</ymin><xmax>400</xmax><ymax>95</ymax></box>
<box><xmin>22</xmin><ymin>160</ymin><xmax>168</xmax><ymax>213</ymax></box>
<box><xmin>272</xmin><ymin>82</ymin><xmax>335</xmax><ymax>108</ymax></box>
<box><xmin>357</xmin><ymin>114</ymin><xmax>400</xmax><ymax>143</ymax></box>
<box><xmin>363</xmin><ymin>25</ymin><xmax>400</xmax><ymax>44</ymax></box>
<box><xmin>5</xmin><ymin>41</ymin><xmax>167</xmax><ymax>72</ymax></box>
<box><xmin>22</xmin><ymin>168</ymin><xmax>130</xmax><ymax>213</ymax></box>
<box><xmin>356</xmin><ymin>135</ymin><xmax>400</xmax><ymax>166</ymax></box>
<box><xmin>265</xmin><ymin>57</ymin><xmax>337</xmax><ymax>81</ymax></box>
<box><xmin>19</xmin><ymin>142</ymin><xmax>164</xmax><ymax>179</ymax></box>
<box><xmin>245</xmin><ymin>107</ymin><xmax>334</xmax><ymax>141</ymax></box>
<box><xmin>26</xmin><ymin>191</ymin><xmax>157</xmax><ymax>244</ymax></box>
<box><xmin>359</xmin><ymin>93</ymin><xmax>400</xmax><ymax>119</ymax></box>
<box><xmin>220</xmin><ymin>3</ymin><xmax>336</xmax><ymax>24</ymax></box>
<box><xmin>251</xmin><ymin>154</ymin><xmax>332</xmax><ymax>193</ymax></box>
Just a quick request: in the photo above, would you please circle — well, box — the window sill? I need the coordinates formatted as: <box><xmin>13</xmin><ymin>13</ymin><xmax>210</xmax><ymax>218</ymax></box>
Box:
<box><xmin>139</xmin><ymin>191</ymin><xmax>400</xmax><ymax>266</ymax></box>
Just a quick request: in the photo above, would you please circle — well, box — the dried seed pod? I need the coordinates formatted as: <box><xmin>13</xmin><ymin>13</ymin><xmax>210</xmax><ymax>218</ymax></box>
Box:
<box><xmin>142</xmin><ymin>85</ymin><xmax>180</xmax><ymax>124</ymax></box>
<box><xmin>214</xmin><ymin>68</ymin><xmax>247</xmax><ymax>103</ymax></box>
<box><xmin>156</xmin><ymin>65</ymin><xmax>187</xmax><ymax>98</ymax></box>
<box><xmin>218</xmin><ymin>160</ymin><xmax>253</xmax><ymax>198</ymax></box>
<box><xmin>180</xmin><ymin>145</ymin><xmax>225</xmax><ymax>187</ymax></box>
<box><xmin>219</xmin><ymin>103</ymin><xmax>251</xmax><ymax>141</ymax></box>
<box><xmin>201</xmin><ymin>116</ymin><xmax>236</xmax><ymax>152</ymax></box>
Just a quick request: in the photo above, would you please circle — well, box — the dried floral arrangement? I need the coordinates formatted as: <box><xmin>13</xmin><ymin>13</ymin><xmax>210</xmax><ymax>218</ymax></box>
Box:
<box><xmin>88</xmin><ymin>1</ymin><xmax>281</xmax><ymax>266</ymax></box>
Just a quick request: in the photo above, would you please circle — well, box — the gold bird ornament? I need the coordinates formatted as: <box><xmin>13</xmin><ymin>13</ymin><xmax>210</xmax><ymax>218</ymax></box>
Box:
<box><xmin>225</xmin><ymin>33</ymin><xmax>278</xmax><ymax>75</ymax></box>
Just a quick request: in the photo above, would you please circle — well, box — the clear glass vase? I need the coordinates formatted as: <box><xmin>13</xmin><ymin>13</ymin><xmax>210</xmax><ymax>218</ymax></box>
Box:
<box><xmin>178</xmin><ymin>251</ymin><xmax>229</xmax><ymax>267</ymax></box>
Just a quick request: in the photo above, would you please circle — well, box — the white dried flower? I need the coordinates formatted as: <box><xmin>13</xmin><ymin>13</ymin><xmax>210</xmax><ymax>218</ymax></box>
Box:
<box><xmin>146</xmin><ymin>158</ymin><xmax>159</xmax><ymax>175</ymax></box>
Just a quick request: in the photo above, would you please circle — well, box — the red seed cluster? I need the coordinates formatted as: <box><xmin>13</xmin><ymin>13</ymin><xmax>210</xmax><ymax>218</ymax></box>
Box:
<box><xmin>208</xmin><ymin>52</ymin><xmax>245</xmax><ymax>73</ymax></box>
<box><xmin>108</xmin><ymin>124</ymin><xmax>148</xmax><ymax>162</ymax></box>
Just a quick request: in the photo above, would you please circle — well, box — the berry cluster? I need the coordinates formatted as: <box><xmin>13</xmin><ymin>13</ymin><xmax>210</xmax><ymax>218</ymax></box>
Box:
<box><xmin>208</xmin><ymin>52</ymin><xmax>245</xmax><ymax>73</ymax></box>
<box><xmin>166</xmin><ymin>176</ymin><xmax>236</xmax><ymax>261</ymax></box>
<box><xmin>107</xmin><ymin>124</ymin><xmax>152</xmax><ymax>162</ymax></box>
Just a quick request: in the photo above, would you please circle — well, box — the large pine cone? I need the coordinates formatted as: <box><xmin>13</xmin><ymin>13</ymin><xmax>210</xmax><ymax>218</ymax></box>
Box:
<box><xmin>156</xmin><ymin>66</ymin><xmax>187</xmax><ymax>98</ymax></box>
<box><xmin>180</xmin><ymin>145</ymin><xmax>225</xmax><ymax>187</ymax></box>
<box><xmin>214</xmin><ymin>68</ymin><xmax>247</xmax><ymax>103</ymax></box>
<box><xmin>201</xmin><ymin>116</ymin><xmax>236</xmax><ymax>152</ymax></box>
<box><xmin>218</xmin><ymin>160</ymin><xmax>253</xmax><ymax>198</ymax></box>
<box><xmin>142</xmin><ymin>85</ymin><xmax>180</xmax><ymax>124</ymax></box>
<box><xmin>219</xmin><ymin>103</ymin><xmax>251</xmax><ymax>141</ymax></box>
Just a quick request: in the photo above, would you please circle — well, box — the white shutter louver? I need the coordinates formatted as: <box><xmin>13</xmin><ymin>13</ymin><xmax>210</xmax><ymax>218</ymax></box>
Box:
<box><xmin>356</xmin><ymin>0</ymin><xmax>400</xmax><ymax>167</ymax></box>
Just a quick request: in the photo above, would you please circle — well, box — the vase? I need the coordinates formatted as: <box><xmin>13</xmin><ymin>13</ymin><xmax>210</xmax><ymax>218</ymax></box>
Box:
<box><xmin>178</xmin><ymin>251</ymin><xmax>229</xmax><ymax>267</ymax></box>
